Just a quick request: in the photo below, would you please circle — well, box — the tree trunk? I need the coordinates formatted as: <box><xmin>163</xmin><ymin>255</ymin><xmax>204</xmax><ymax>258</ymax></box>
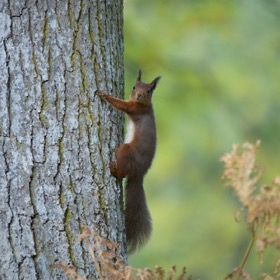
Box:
<box><xmin>0</xmin><ymin>0</ymin><xmax>125</xmax><ymax>279</ymax></box>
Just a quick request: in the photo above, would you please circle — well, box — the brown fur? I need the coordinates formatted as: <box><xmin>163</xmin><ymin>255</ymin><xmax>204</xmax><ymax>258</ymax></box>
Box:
<box><xmin>99</xmin><ymin>69</ymin><xmax>161</xmax><ymax>253</ymax></box>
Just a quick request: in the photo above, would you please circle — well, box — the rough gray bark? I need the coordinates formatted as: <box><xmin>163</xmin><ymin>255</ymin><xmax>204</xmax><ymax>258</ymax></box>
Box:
<box><xmin>0</xmin><ymin>0</ymin><xmax>125</xmax><ymax>279</ymax></box>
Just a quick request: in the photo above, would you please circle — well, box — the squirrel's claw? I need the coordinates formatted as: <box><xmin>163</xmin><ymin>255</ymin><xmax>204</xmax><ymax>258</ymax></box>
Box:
<box><xmin>98</xmin><ymin>91</ymin><xmax>108</xmax><ymax>99</ymax></box>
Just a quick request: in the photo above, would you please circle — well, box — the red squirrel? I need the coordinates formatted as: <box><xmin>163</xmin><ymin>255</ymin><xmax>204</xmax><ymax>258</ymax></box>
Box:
<box><xmin>98</xmin><ymin>69</ymin><xmax>161</xmax><ymax>253</ymax></box>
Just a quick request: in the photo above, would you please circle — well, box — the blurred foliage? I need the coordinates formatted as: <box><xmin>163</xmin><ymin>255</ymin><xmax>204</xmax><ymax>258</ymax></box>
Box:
<box><xmin>123</xmin><ymin>0</ymin><xmax>280</xmax><ymax>279</ymax></box>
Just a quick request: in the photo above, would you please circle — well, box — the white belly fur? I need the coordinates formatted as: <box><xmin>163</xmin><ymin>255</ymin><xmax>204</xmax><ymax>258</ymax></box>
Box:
<box><xmin>124</xmin><ymin>118</ymin><xmax>135</xmax><ymax>143</ymax></box>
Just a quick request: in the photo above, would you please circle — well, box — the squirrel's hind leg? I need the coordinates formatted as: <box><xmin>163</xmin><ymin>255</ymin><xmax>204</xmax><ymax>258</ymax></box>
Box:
<box><xmin>109</xmin><ymin>161</ymin><xmax>118</xmax><ymax>178</ymax></box>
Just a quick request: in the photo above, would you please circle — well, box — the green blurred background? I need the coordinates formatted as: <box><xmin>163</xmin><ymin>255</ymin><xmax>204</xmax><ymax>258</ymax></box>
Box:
<box><xmin>123</xmin><ymin>0</ymin><xmax>280</xmax><ymax>279</ymax></box>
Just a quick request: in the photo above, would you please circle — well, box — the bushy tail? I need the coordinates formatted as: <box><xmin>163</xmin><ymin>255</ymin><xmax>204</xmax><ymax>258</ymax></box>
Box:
<box><xmin>125</xmin><ymin>176</ymin><xmax>152</xmax><ymax>254</ymax></box>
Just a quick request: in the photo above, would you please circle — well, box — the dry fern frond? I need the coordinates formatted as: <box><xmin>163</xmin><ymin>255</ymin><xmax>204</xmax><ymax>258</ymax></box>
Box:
<box><xmin>224</xmin><ymin>267</ymin><xmax>252</xmax><ymax>280</ymax></box>
<box><xmin>55</xmin><ymin>225</ymin><xmax>191</xmax><ymax>280</ymax></box>
<box><xmin>155</xmin><ymin>266</ymin><xmax>165</xmax><ymax>280</ymax></box>
<box><xmin>87</xmin><ymin>224</ymin><xmax>192</xmax><ymax>280</ymax></box>
<box><xmin>220</xmin><ymin>140</ymin><xmax>280</xmax><ymax>227</ymax></box>
<box><xmin>248</xmin><ymin>184</ymin><xmax>280</xmax><ymax>223</ymax></box>
<box><xmin>221</xmin><ymin>141</ymin><xmax>280</xmax><ymax>279</ymax></box>
<box><xmin>177</xmin><ymin>267</ymin><xmax>189</xmax><ymax>280</ymax></box>
<box><xmin>51</xmin><ymin>261</ymin><xmax>85</xmax><ymax>280</ymax></box>
<box><xmin>136</xmin><ymin>268</ymin><xmax>154</xmax><ymax>280</ymax></box>
<box><xmin>253</xmin><ymin>183</ymin><xmax>280</xmax><ymax>261</ymax></box>
<box><xmin>167</xmin><ymin>266</ymin><xmax>177</xmax><ymax>280</ymax></box>
<box><xmin>220</xmin><ymin>140</ymin><xmax>261</xmax><ymax>207</ymax></box>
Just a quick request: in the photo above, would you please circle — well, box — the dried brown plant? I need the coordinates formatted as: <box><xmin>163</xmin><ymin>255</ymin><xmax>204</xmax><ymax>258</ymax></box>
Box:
<box><xmin>221</xmin><ymin>141</ymin><xmax>280</xmax><ymax>280</ymax></box>
<box><xmin>53</xmin><ymin>225</ymin><xmax>191</xmax><ymax>280</ymax></box>
<box><xmin>52</xmin><ymin>261</ymin><xmax>85</xmax><ymax>280</ymax></box>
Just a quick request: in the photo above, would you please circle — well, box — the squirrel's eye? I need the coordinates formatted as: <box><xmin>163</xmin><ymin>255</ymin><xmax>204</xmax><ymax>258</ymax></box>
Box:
<box><xmin>147</xmin><ymin>90</ymin><xmax>150</xmax><ymax>94</ymax></box>
<box><xmin>133</xmin><ymin>86</ymin><xmax>135</xmax><ymax>90</ymax></box>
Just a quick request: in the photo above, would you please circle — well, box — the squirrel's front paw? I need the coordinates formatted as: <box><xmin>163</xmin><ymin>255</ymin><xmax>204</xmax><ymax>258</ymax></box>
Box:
<box><xmin>98</xmin><ymin>91</ymin><xmax>109</xmax><ymax>99</ymax></box>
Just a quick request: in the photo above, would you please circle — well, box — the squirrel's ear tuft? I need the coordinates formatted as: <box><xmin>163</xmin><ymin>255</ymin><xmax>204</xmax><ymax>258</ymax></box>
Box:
<box><xmin>150</xmin><ymin>76</ymin><xmax>161</xmax><ymax>92</ymax></box>
<box><xmin>136</xmin><ymin>69</ymin><xmax>142</xmax><ymax>82</ymax></box>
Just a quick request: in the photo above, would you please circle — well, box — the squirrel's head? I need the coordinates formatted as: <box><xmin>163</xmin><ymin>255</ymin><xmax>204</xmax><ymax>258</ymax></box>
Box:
<box><xmin>131</xmin><ymin>69</ymin><xmax>161</xmax><ymax>105</ymax></box>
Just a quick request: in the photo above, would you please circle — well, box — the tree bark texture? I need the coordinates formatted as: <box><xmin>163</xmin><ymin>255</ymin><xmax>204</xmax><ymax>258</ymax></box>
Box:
<box><xmin>0</xmin><ymin>0</ymin><xmax>124</xmax><ymax>279</ymax></box>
